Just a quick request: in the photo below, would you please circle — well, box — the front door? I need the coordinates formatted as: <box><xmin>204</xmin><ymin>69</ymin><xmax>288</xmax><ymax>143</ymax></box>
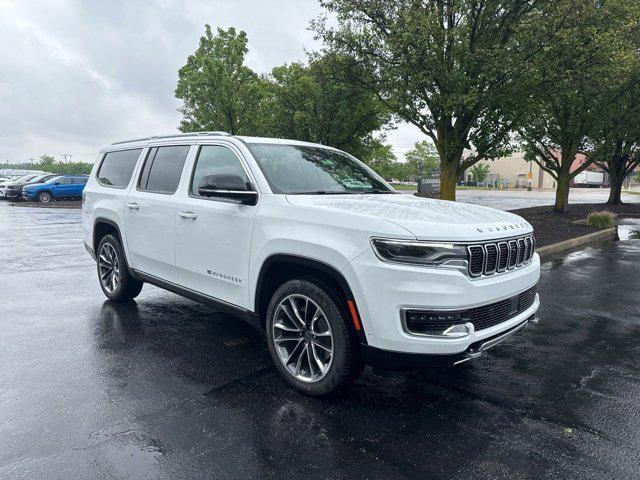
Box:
<box><xmin>52</xmin><ymin>177</ymin><xmax>77</xmax><ymax>197</ymax></box>
<box><xmin>175</xmin><ymin>144</ymin><xmax>258</xmax><ymax>309</ymax></box>
<box><xmin>125</xmin><ymin>145</ymin><xmax>191</xmax><ymax>283</ymax></box>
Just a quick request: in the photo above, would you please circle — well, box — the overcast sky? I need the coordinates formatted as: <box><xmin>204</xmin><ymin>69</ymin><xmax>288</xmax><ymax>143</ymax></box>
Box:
<box><xmin>0</xmin><ymin>0</ymin><xmax>424</xmax><ymax>164</ymax></box>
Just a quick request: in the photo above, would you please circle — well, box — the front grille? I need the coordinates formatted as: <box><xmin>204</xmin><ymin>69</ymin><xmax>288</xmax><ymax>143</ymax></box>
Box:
<box><xmin>404</xmin><ymin>285</ymin><xmax>538</xmax><ymax>335</ymax></box>
<box><xmin>468</xmin><ymin>234</ymin><xmax>535</xmax><ymax>277</ymax></box>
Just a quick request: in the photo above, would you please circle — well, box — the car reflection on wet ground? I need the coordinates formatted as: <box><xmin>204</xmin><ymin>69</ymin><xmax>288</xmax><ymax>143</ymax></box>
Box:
<box><xmin>1</xmin><ymin>202</ymin><xmax>640</xmax><ymax>479</ymax></box>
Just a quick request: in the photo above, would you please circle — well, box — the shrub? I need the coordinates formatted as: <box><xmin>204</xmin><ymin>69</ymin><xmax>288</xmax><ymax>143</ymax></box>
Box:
<box><xmin>586</xmin><ymin>210</ymin><xmax>617</xmax><ymax>229</ymax></box>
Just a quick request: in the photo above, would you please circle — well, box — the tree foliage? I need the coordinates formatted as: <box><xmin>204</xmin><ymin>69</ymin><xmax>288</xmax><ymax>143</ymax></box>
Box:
<box><xmin>313</xmin><ymin>0</ymin><xmax>547</xmax><ymax>200</ymax></box>
<box><xmin>0</xmin><ymin>155</ymin><xmax>92</xmax><ymax>175</ymax></box>
<box><xmin>260</xmin><ymin>53</ymin><xmax>390</xmax><ymax>159</ymax></box>
<box><xmin>405</xmin><ymin>141</ymin><xmax>439</xmax><ymax>178</ymax></box>
<box><xmin>175</xmin><ymin>25</ymin><xmax>264</xmax><ymax>135</ymax></box>
<box><xmin>469</xmin><ymin>162</ymin><xmax>491</xmax><ymax>183</ymax></box>
<box><xmin>175</xmin><ymin>26</ymin><xmax>390</xmax><ymax>160</ymax></box>
<box><xmin>518</xmin><ymin>0</ymin><xmax>640</xmax><ymax>212</ymax></box>
<box><xmin>360</xmin><ymin>143</ymin><xmax>397</xmax><ymax>180</ymax></box>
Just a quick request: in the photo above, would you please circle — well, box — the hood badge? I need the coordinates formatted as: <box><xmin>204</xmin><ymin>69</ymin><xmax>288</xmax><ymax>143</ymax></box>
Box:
<box><xmin>476</xmin><ymin>223</ymin><xmax>528</xmax><ymax>233</ymax></box>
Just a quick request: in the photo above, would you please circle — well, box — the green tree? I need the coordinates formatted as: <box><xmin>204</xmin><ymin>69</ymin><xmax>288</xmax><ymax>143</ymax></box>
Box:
<box><xmin>175</xmin><ymin>25</ymin><xmax>264</xmax><ymax>135</ymax></box>
<box><xmin>518</xmin><ymin>0</ymin><xmax>640</xmax><ymax>212</ymax></box>
<box><xmin>590</xmin><ymin>83</ymin><xmax>640</xmax><ymax>205</ymax></box>
<box><xmin>0</xmin><ymin>154</ymin><xmax>93</xmax><ymax>175</ymax></box>
<box><xmin>314</xmin><ymin>0</ymin><xmax>547</xmax><ymax>201</ymax></box>
<box><xmin>469</xmin><ymin>162</ymin><xmax>490</xmax><ymax>183</ymax></box>
<box><xmin>405</xmin><ymin>141</ymin><xmax>439</xmax><ymax>179</ymax></box>
<box><xmin>360</xmin><ymin>143</ymin><xmax>397</xmax><ymax>180</ymax></box>
<box><xmin>260</xmin><ymin>53</ymin><xmax>390</xmax><ymax>159</ymax></box>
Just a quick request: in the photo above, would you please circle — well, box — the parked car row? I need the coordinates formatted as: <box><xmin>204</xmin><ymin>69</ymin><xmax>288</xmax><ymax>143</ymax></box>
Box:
<box><xmin>0</xmin><ymin>174</ymin><xmax>88</xmax><ymax>202</ymax></box>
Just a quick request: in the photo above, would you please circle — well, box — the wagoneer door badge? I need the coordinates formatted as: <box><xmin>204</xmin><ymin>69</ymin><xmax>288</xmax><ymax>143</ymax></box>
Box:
<box><xmin>206</xmin><ymin>269</ymin><xmax>242</xmax><ymax>284</ymax></box>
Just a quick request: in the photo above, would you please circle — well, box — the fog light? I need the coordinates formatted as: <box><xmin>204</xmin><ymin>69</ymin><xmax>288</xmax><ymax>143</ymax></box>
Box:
<box><xmin>404</xmin><ymin>310</ymin><xmax>470</xmax><ymax>337</ymax></box>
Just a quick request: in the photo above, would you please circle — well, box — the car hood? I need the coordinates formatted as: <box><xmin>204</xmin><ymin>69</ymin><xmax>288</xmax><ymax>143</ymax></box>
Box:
<box><xmin>285</xmin><ymin>194</ymin><xmax>532</xmax><ymax>241</ymax></box>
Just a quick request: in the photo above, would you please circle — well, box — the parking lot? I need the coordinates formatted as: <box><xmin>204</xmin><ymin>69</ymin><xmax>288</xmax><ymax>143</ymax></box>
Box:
<box><xmin>1</xmin><ymin>201</ymin><xmax>640</xmax><ymax>479</ymax></box>
<box><xmin>402</xmin><ymin>187</ymin><xmax>640</xmax><ymax>210</ymax></box>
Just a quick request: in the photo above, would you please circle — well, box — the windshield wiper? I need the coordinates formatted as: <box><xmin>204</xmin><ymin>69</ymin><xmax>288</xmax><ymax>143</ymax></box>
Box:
<box><xmin>358</xmin><ymin>189</ymin><xmax>395</xmax><ymax>194</ymax></box>
<box><xmin>290</xmin><ymin>190</ymin><xmax>350</xmax><ymax>195</ymax></box>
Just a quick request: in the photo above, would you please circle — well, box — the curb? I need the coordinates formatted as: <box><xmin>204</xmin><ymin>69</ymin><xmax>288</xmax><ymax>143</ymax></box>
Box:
<box><xmin>537</xmin><ymin>227</ymin><xmax>618</xmax><ymax>259</ymax></box>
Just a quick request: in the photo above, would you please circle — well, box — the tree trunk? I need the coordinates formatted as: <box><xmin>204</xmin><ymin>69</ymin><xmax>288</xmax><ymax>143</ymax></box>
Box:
<box><xmin>607</xmin><ymin>148</ymin><xmax>626</xmax><ymax>205</ymax></box>
<box><xmin>607</xmin><ymin>171</ymin><xmax>623</xmax><ymax>204</ymax></box>
<box><xmin>439</xmin><ymin>161</ymin><xmax>458</xmax><ymax>201</ymax></box>
<box><xmin>554</xmin><ymin>173</ymin><xmax>570</xmax><ymax>213</ymax></box>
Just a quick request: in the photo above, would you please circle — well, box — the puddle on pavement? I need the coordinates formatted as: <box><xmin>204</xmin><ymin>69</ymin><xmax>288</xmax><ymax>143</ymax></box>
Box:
<box><xmin>617</xmin><ymin>218</ymin><xmax>640</xmax><ymax>241</ymax></box>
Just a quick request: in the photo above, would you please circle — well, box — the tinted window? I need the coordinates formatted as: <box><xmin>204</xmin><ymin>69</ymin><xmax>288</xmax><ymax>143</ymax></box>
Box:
<box><xmin>72</xmin><ymin>177</ymin><xmax>88</xmax><ymax>184</ymax></box>
<box><xmin>138</xmin><ymin>146</ymin><xmax>190</xmax><ymax>194</ymax></box>
<box><xmin>57</xmin><ymin>178</ymin><xmax>72</xmax><ymax>185</ymax></box>
<box><xmin>190</xmin><ymin>146</ymin><xmax>250</xmax><ymax>197</ymax></box>
<box><xmin>97</xmin><ymin>149</ymin><xmax>142</xmax><ymax>188</ymax></box>
<box><xmin>247</xmin><ymin>144</ymin><xmax>392</xmax><ymax>194</ymax></box>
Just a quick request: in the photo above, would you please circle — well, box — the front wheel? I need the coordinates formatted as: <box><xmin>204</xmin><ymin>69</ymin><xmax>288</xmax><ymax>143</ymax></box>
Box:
<box><xmin>38</xmin><ymin>191</ymin><xmax>52</xmax><ymax>203</ymax></box>
<box><xmin>96</xmin><ymin>235</ymin><xmax>143</xmax><ymax>302</ymax></box>
<box><xmin>266</xmin><ymin>279</ymin><xmax>363</xmax><ymax>396</ymax></box>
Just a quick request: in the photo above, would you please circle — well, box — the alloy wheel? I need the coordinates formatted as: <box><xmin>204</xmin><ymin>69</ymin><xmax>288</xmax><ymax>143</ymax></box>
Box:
<box><xmin>39</xmin><ymin>192</ymin><xmax>51</xmax><ymax>203</ymax></box>
<box><xmin>98</xmin><ymin>243</ymin><xmax>120</xmax><ymax>294</ymax></box>
<box><xmin>272</xmin><ymin>294</ymin><xmax>334</xmax><ymax>383</ymax></box>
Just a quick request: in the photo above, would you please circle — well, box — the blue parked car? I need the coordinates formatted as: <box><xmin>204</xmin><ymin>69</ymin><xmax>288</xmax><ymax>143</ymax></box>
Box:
<box><xmin>23</xmin><ymin>175</ymin><xmax>89</xmax><ymax>203</ymax></box>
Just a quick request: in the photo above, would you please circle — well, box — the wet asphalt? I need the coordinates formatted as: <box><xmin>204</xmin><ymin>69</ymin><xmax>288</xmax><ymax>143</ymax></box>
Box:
<box><xmin>1</xmin><ymin>201</ymin><xmax>639</xmax><ymax>480</ymax></box>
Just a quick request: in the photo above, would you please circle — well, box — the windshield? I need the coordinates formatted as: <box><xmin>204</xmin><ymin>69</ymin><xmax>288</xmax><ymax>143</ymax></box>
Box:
<box><xmin>27</xmin><ymin>175</ymin><xmax>50</xmax><ymax>183</ymax></box>
<box><xmin>10</xmin><ymin>175</ymin><xmax>35</xmax><ymax>184</ymax></box>
<box><xmin>247</xmin><ymin>144</ymin><xmax>393</xmax><ymax>194</ymax></box>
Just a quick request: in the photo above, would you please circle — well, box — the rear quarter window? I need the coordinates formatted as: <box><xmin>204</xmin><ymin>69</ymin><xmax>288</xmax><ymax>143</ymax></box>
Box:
<box><xmin>97</xmin><ymin>149</ymin><xmax>143</xmax><ymax>188</ymax></box>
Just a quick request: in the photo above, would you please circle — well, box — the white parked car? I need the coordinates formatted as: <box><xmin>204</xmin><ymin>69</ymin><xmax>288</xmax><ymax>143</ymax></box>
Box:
<box><xmin>82</xmin><ymin>132</ymin><xmax>540</xmax><ymax>395</ymax></box>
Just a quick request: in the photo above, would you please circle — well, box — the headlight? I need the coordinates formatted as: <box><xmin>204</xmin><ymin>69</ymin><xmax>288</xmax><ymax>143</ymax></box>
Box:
<box><xmin>371</xmin><ymin>238</ymin><xmax>469</xmax><ymax>266</ymax></box>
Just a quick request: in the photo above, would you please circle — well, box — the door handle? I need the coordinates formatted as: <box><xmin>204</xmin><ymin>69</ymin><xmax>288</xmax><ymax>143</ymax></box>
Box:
<box><xmin>178</xmin><ymin>211</ymin><xmax>198</xmax><ymax>220</ymax></box>
<box><xmin>126</xmin><ymin>202</ymin><xmax>140</xmax><ymax>210</ymax></box>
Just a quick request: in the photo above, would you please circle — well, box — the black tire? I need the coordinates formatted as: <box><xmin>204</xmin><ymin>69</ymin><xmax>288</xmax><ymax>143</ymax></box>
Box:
<box><xmin>265</xmin><ymin>279</ymin><xmax>363</xmax><ymax>396</ymax></box>
<box><xmin>38</xmin><ymin>191</ymin><xmax>52</xmax><ymax>203</ymax></box>
<box><xmin>96</xmin><ymin>234</ymin><xmax>143</xmax><ymax>302</ymax></box>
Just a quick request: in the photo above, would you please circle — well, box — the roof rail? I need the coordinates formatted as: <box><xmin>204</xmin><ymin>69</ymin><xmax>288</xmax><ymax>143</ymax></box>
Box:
<box><xmin>111</xmin><ymin>131</ymin><xmax>232</xmax><ymax>145</ymax></box>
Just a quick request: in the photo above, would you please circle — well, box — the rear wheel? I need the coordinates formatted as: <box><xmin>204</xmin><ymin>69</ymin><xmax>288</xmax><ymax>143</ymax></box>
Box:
<box><xmin>38</xmin><ymin>191</ymin><xmax>52</xmax><ymax>203</ymax></box>
<box><xmin>266</xmin><ymin>279</ymin><xmax>362</xmax><ymax>396</ymax></box>
<box><xmin>97</xmin><ymin>235</ymin><xmax>143</xmax><ymax>301</ymax></box>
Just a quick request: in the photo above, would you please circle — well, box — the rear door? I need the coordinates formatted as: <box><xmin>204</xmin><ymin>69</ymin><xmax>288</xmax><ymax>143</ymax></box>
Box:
<box><xmin>174</xmin><ymin>143</ymin><xmax>258</xmax><ymax>308</ymax></box>
<box><xmin>70</xmin><ymin>176</ymin><xmax>88</xmax><ymax>197</ymax></box>
<box><xmin>124</xmin><ymin>145</ymin><xmax>191</xmax><ymax>283</ymax></box>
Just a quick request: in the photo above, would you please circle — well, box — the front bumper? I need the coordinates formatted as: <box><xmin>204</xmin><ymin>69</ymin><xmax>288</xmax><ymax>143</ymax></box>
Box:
<box><xmin>342</xmin><ymin>248</ymin><xmax>541</xmax><ymax>355</ymax></box>
<box><xmin>362</xmin><ymin>314</ymin><xmax>539</xmax><ymax>369</ymax></box>
<box><xmin>3</xmin><ymin>189</ymin><xmax>21</xmax><ymax>199</ymax></box>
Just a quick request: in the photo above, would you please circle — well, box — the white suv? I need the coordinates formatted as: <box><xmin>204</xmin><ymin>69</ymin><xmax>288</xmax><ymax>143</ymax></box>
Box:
<box><xmin>83</xmin><ymin>132</ymin><xmax>540</xmax><ymax>395</ymax></box>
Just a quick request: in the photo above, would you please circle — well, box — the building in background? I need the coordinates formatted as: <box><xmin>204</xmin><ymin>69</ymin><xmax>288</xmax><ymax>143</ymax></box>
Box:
<box><xmin>463</xmin><ymin>151</ymin><xmax>611</xmax><ymax>189</ymax></box>
<box><xmin>463</xmin><ymin>151</ymin><xmax>556</xmax><ymax>189</ymax></box>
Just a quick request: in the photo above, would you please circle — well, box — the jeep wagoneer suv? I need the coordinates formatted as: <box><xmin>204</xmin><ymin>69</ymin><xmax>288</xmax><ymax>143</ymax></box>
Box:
<box><xmin>83</xmin><ymin>132</ymin><xmax>540</xmax><ymax>395</ymax></box>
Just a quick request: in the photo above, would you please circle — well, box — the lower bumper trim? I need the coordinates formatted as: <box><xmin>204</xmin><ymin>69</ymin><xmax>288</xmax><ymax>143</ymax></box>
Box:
<box><xmin>362</xmin><ymin>315</ymin><xmax>538</xmax><ymax>370</ymax></box>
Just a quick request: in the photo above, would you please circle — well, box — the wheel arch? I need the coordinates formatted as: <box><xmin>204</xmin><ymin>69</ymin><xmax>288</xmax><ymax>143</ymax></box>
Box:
<box><xmin>254</xmin><ymin>254</ymin><xmax>366</xmax><ymax>343</ymax></box>
<box><xmin>93</xmin><ymin>218</ymin><xmax>123</xmax><ymax>253</ymax></box>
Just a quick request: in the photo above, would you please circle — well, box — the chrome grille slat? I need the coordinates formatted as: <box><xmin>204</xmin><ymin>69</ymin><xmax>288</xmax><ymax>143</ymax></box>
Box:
<box><xmin>516</xmin><ymin>238</ymin><xmax>526</xmax><ymax>266</ymax></box>
<box><xmin>468</xmin><ymin>235</ymin><xmax>535</xmax><ymax>277</ymax></box>
<box><xmin>467</xmin><ymin>246</ymin><xmax>485</xmax><ymax>277</ymax></box>
<box><xmin>484</xmin><ymin>244</ymin><xmax>498</xmax><ymax>274</ymax></box>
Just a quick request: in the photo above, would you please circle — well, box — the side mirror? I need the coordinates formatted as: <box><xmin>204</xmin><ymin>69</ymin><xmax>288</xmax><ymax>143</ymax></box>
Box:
<box><xmin>197</xmin><ymin>174</ymin><xmax>257</xmax><ymax>205</ymax></box>
<box><xmin>54</xmin><ymin>182</ymin><xmax>61</xmax><ymax>186</ymax></box>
